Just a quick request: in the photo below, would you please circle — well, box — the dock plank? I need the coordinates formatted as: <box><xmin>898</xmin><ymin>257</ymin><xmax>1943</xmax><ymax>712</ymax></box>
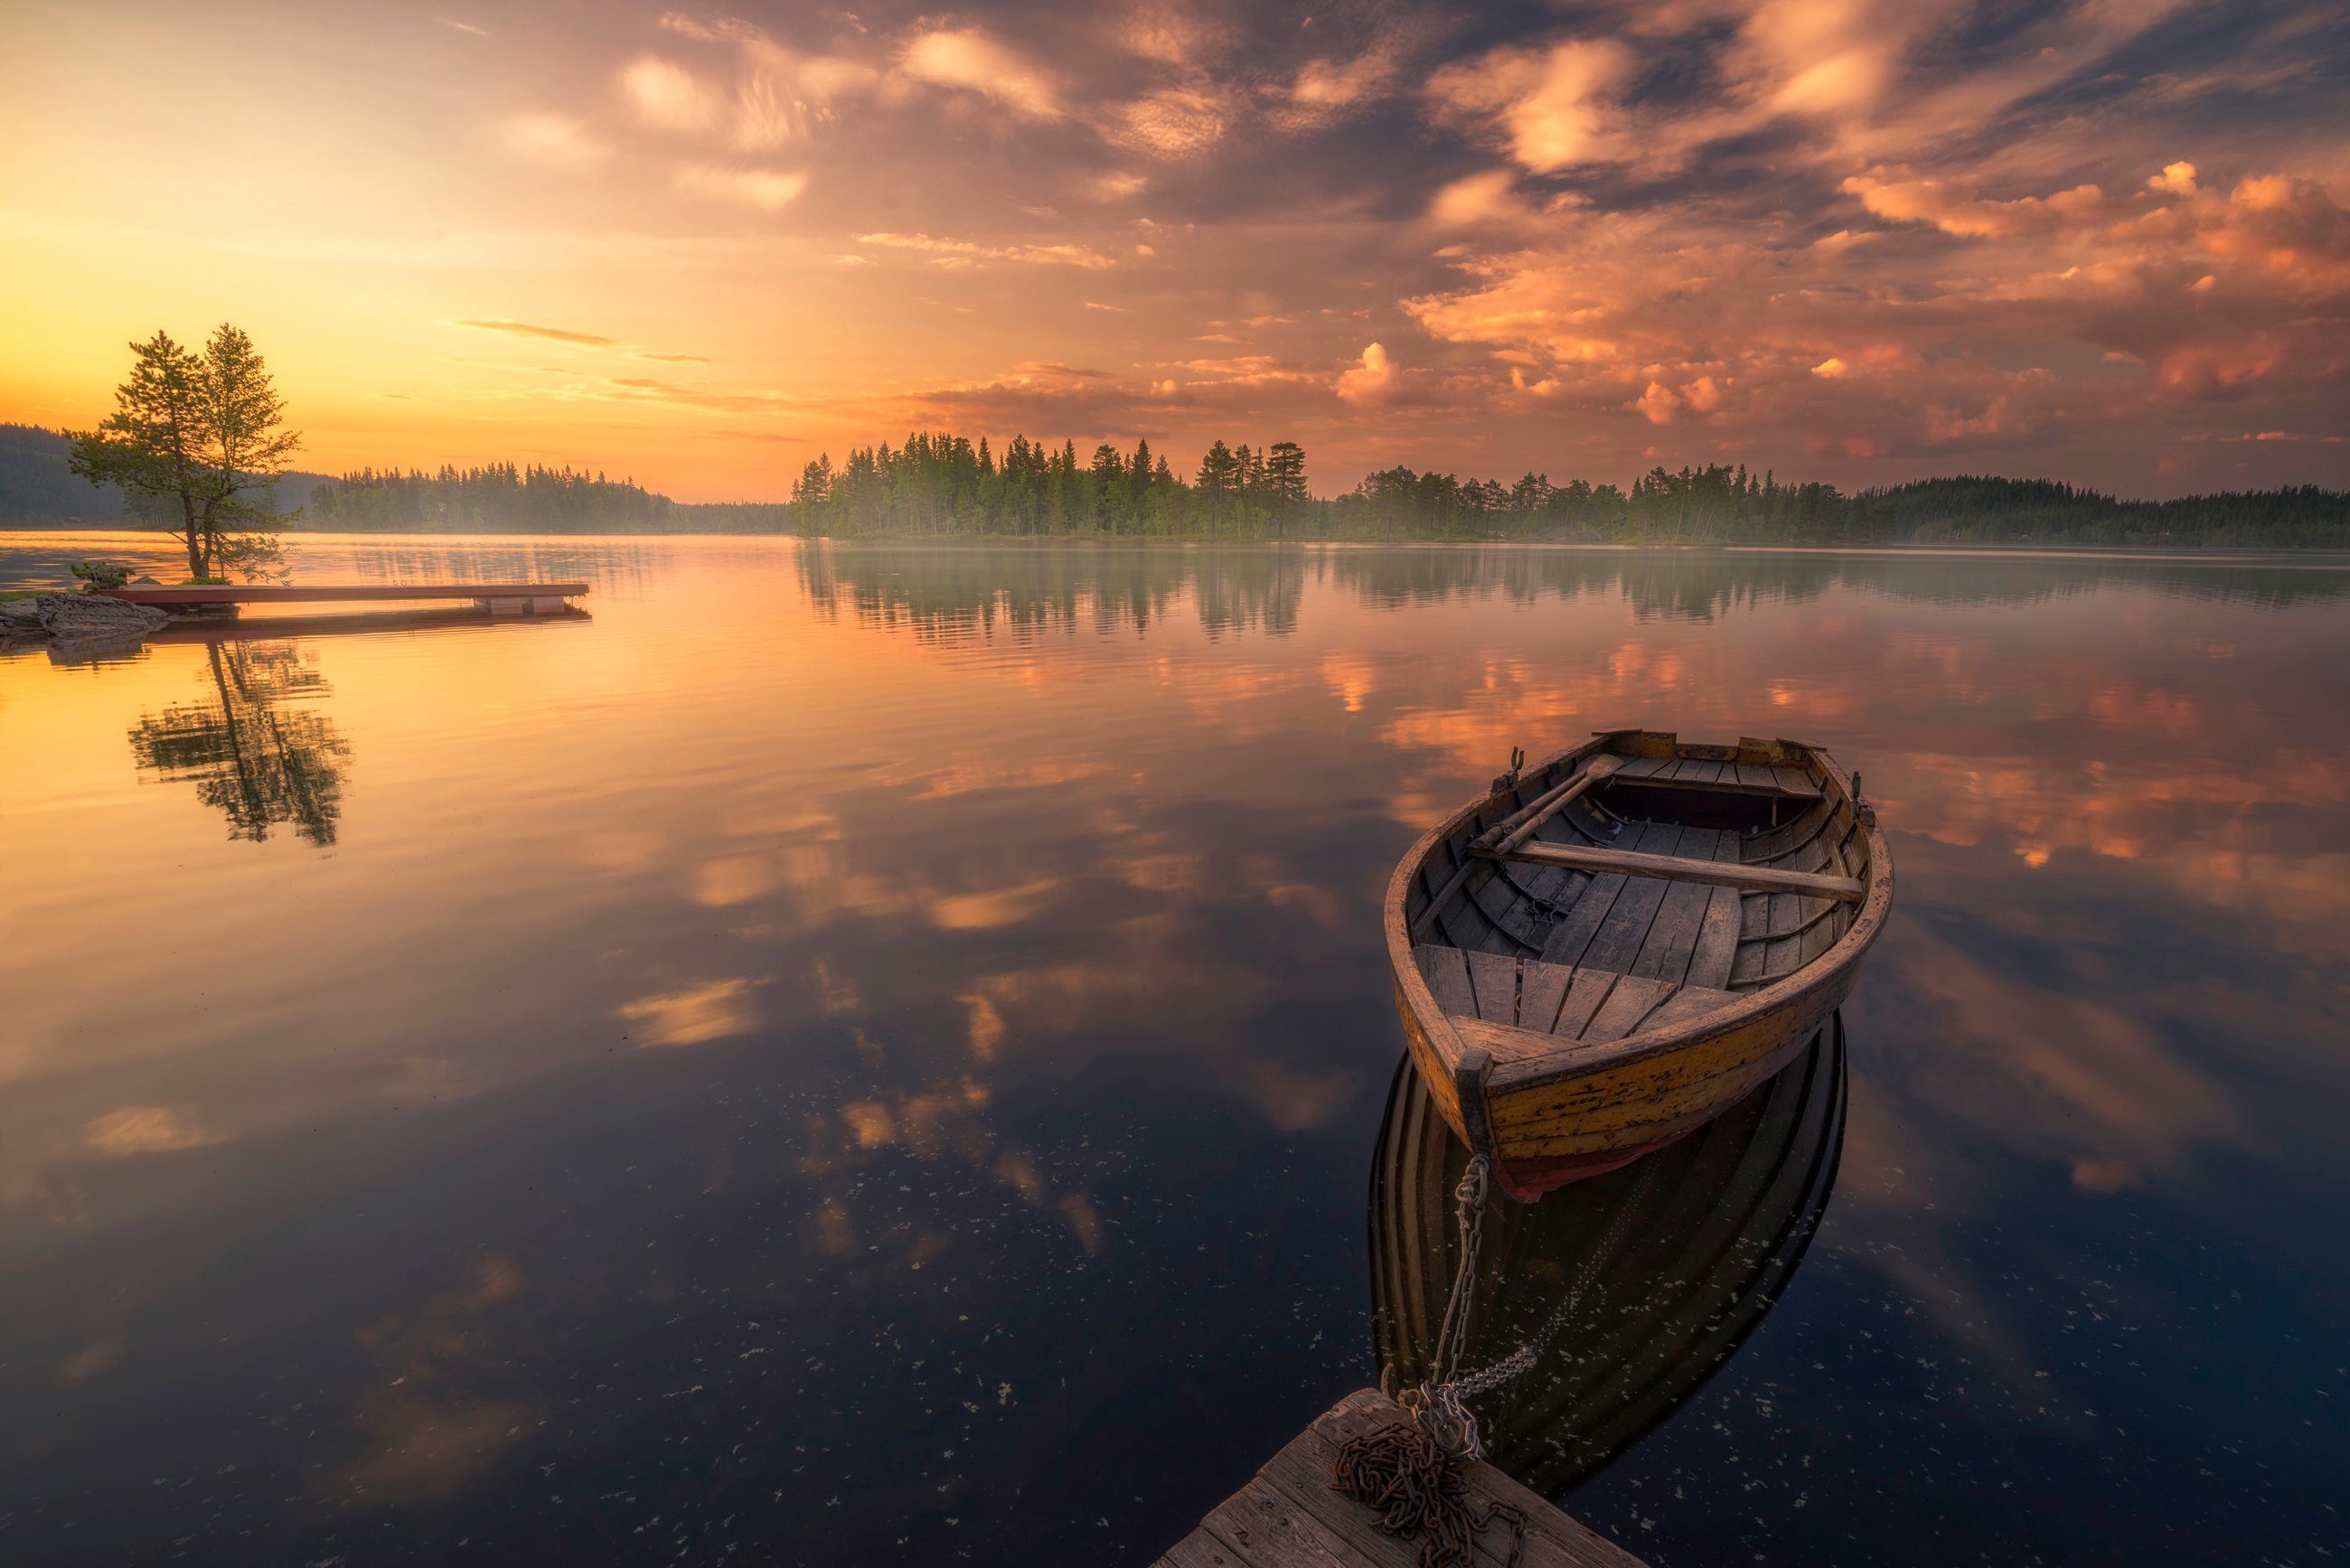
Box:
<box><xmin>96</xmin><ymin>581</ymin><xmax>588</xmax><ymax>606</ymax></box>
<box><xmin>1198</xmin><ymin>1477</ymin><xmax>1361</xmax><ymax>1568</ymax></box>
<box><xmin>1157</xmin><ymin>1391</ymin><xmax>1651</xmax><ymax>1568</ymax></box>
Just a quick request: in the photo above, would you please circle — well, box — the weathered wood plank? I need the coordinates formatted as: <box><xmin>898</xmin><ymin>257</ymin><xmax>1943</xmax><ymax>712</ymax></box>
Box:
<box><xmin>1686</xmin><ymin>884</ymin><xmax>1745</xmax><ymax>988</ymax></box>
<box><xmin>97</xmin><ymin>581</ymin><xmax>588</xmax><ymax>606</ymax></box>
<box><xmin>1579</xmin><ymin>973</ymin><xmax>1678</xmax><ymax>1043</ymax></box>
<box><xmin>1550</xmin><ymin>966</ymin><xmax>1620</xmax><ymax>1039</ymax></box>
<box><xmin>1156</xmin><ymin>1390</ymin><xmax>1654</xmax><ymax>1568</ymax></box>
<box><xmin>1517</xmin><ymin>956</ymin><xmax>1576</xmax><ymax>1035</ymax></box>
<box><xmin>1638</xmin><ymin>981</ymin><xmax>1743</xmax><ymax>1034</ymax></box>
<box><xmin>1153</xmin><ymin>1531</ymin><xmax>1247</xmax><ymax>1568</ymax></box>
<box><xmin>1464</xmin><ymin>951</ymin><xmax>1520</xmax><ymax>1024</ymax></box>
<box><xmin>1300</xmin><ymin>1393</ymin><xmax>1652</xmax><ymax>1568</ymax></box>
<box><xmin>1481</xmin><ymin>840</ymin><xmax>1866</xmax><ymax>902</ymax></box>
<box><xmin>1536</xmin><ymin>871</ymin><xmax>1627</xmax><ymax>969</ymax></box>
<box><xmin>1629</xmin><ymin>875</ymin><xmax>1711</xmax><ymax>984</ymax></box>
<box><xmin>1609</xmin><ymin>771</ymin><xmax>1824</xmax><ymax>803</ymax></box>
<box><xmin>1198</xmin><ymin>1475</ymin><xmax>1361</xmax><ymax>1568</ymax></box>
<box><xmin>1415</xmin><ymin>944</ymin><xmax>1476</xmax><ymax>1017</ymax></box>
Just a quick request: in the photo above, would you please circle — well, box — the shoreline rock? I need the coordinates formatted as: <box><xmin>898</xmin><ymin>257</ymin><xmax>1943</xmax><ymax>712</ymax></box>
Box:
<box><xmin>37</xmin><ymin>592</ymin><xmax>170</xmax><ymax>642</ymax></box>
<box><xmin>3</xmin><ymin>593</ymin><xmax>173</xmax><ymax>653</ymax></box>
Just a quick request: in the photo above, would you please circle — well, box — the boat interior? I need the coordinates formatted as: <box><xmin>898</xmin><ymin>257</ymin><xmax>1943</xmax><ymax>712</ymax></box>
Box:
<box><xmin>1404</xmin><ymin>731</ymin><xmax>1875</xmax><ymax>1051</ymax></box>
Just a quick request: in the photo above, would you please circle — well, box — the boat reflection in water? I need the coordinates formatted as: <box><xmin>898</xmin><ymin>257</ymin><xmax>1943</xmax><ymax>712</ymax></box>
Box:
<box><xmin>1370</xmin><ymin>1015</ymin><xmax>1845</xmax><ymax>1496</ymax></box>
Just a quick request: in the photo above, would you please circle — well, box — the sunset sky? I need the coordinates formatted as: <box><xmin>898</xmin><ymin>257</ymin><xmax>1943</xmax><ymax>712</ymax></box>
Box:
<box><xmin>2</xmin><ymin>0</ymin><xmax>2345</xmax><ymax>501</ymax></box>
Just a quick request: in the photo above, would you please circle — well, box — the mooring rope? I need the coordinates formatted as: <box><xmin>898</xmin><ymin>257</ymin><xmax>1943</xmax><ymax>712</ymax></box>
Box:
<box><xmin>1330</xmin><ymin>1151</ymin><xmax>1665</xmax><ymax>1568</ymax></box>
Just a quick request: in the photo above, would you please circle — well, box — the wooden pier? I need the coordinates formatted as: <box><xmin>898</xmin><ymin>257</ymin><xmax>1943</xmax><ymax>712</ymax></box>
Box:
<box><xmin>96</xmin><ymin>581</ymin><xmax>588</xmax><ymax>615</ymax></box>
<box><xmin>1153</xmin><ymin>1391</ymin><xmax>1650</xmax><ymax>1568</ymax></box>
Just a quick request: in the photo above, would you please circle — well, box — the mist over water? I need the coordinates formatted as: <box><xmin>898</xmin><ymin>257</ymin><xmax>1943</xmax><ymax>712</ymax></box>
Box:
<box><xmin>4</xmin><ymin>534</ymin><xmax>2345</xmax><ymax>1565</ymax></box>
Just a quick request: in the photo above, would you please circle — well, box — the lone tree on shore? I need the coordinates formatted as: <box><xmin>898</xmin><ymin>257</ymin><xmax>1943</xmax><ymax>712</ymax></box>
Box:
<box><xmin>70</xmin><ymin>324</ymin><xmax>302</xmax><ymax>580</ymax></box>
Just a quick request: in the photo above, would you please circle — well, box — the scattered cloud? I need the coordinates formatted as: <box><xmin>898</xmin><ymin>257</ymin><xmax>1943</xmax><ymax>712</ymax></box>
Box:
<box><xmin>496</xmin><ymin>110</ymin><xmax>608</xmax><ymax>173</ymax></box>
<box><xmin>855</xmin><ymin>231</ymin><xmax>1116</xmax><ymax>268</ymax></box>
<box><xmin>1280</xmin><ymin>43</ymin><xmax>1402</xmax><ymax>127</ymax></box>
<box><xmin>1842</xmin><ymin>172</ymin><xmax>2108</xmax><ymax>239</ymax></box>
<box><xmin>1427</xmin><ymin>40</ymin><xmax>1636</xmax><ymax>173</ymax></box>
<box><xmin>621</xmin><ymin>55</ymin><xmax>724</xmax><ymax>134</ymax></box>
<box><xmin>458</xmin><ymin>319</ymin><xmax>619</xmax><ymax>347</ymax></box>
<box><xmin>1337</xmin><ymin>342</ymin><xmax>1399</xmax><ymax>406</ymax></box>
<box><xmin>898</xmin><ymin>27</ymin><xmax>1062</xmax><ymax>121</ymax></box>
<box><xmin>1427</xmin><ymin>169</ymin><xmax>1531</xmax><ymax>230</ymax></box>
<box><xmin>1104</xmin><ymin>85</ymin><xmax>1236</xmax><ymax>159</ymax></box>
<box><xmin>675</xmin><ymin>163</ymin><xmax>809</xmax><ymax>211</ymax></box>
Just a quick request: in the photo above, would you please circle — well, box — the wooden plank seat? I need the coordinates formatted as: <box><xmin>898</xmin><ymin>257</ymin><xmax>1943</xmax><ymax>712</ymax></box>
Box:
<box><xmin>1415</xmin><ymin>944</ymin><xmax>1740</xmax><ymax>1049</ymax></box>
<box><xmin>1473</xmin><ymin>840</ymin><xmax>1866</xmax><ymax>902</ymax></box>
<box><xmin>1605</xmin><ymin>770</ymin><xmax>1822</xmax><ymax>803</ymax></box>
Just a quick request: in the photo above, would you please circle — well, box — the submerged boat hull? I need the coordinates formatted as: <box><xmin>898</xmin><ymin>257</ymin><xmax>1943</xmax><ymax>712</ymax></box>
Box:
<box><xmin>1385</xmin><ymin>729</ymin><xmax>1892</xmax><ymax>1199</ymax></box>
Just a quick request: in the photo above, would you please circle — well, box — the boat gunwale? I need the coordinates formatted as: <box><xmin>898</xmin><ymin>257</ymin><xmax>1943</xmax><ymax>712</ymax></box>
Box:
<box><xmin>1380</xmin><ymin>730</ymin><xmax>1627</xmax><ymax>1130</ymax></box>
<box><xmin>1385</xmin><ymin>728</ymin><xmax>1895</xmax><ymax>1106</ymax></box>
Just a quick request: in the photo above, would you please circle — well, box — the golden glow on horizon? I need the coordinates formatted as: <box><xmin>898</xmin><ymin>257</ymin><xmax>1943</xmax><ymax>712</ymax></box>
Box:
<box><xmin>2</xmin><ymin>1</ymin><xmax>2345</xmax><ymax>499</ymax></box>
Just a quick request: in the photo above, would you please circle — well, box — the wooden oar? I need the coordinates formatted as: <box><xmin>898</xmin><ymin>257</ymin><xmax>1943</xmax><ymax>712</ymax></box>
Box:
<box><xmin>1409</xmin><ymin>755</ymin><xmax>1626</xmax><ymax>942</ymax></box>
<box><xmin>1488</xmin><ymin>754</ymin><xmax>1624</xmax><ymax>856</ymax></box>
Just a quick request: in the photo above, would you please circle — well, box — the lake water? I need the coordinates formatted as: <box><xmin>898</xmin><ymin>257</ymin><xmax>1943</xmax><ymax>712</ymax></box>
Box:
<box><xmin>3</xmin><ymin>533</ymin><xmax>2345</xmax><ymax>1565</ymax></box>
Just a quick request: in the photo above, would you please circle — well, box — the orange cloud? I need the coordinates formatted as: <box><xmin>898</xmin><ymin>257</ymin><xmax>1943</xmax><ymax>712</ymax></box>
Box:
<box><xmin>898</xmin><ymin>27</ymin><xmax>1062</xmax><ymax>121</ymax></box>
<box><xmin>1427</xmin><ymin>39</ymin><xmax>1635</xmax><ymax>173</ymax></box>
<box><xmin>1337</xmin><ymin>342</ymin><xmax>1399</xmax><ymax>406</ymax></box>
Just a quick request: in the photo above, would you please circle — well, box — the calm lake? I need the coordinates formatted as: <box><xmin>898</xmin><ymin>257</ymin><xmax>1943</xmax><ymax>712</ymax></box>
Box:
<box><xmin>3</xmin><ymin>533</ymin><xmax>2345</xmax><ymax>1565</ymax></box>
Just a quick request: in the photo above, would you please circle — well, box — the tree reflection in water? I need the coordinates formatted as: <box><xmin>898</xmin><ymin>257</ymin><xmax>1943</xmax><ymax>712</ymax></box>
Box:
<box><xmin>128</xmin><ymin>642</ymin><xmax>350</xmax><ymax>845</ymax></box>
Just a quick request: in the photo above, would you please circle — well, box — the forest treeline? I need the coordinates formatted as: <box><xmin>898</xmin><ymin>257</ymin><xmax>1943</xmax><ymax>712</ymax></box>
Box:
<box><xmin>776</xmin><ymin>436</ymin><xmax>2349</xmax><ymax>546</ymax></box>
<box><xmin>5</xmin><ymin>421</ymin><xmax>2345</xmax><ymax>547</ymax></box>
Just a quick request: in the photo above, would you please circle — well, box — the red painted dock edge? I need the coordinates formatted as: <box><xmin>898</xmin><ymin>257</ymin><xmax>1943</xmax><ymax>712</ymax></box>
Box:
<box><xmin>97</xmin><ymin>582</ymin><xmax>588</xmax><ymax>615</ymax></box>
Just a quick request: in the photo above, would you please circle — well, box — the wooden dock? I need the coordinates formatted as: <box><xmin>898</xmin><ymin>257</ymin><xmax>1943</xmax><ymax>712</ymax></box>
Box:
<box><xmin>1153</xmin><ymin>1390</ymin><xmax>1650</xmax><ymax>1568</ymax></box>
<box><xmin>96</xmin><ymin>582</ymin><xmax>588</xmax><ymax>615</ymax></box>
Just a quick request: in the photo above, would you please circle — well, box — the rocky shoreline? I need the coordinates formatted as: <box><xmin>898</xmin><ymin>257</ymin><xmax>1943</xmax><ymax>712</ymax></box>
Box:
<box><xmin>0</xmin><ymin>592</ymin><xmax>174</xmax><ymax>655</ymax></box>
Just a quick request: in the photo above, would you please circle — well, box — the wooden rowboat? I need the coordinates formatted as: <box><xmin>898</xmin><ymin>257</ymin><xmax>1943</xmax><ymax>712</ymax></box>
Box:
<box><xmin>1386</xmin><ymin>728</ymin><xmax>1892</xmax><ymax>1200</ymax></box>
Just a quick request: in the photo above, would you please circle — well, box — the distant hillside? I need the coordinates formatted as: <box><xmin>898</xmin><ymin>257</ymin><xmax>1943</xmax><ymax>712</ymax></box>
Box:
<box><xmin>1863</xmin><ymin>475</ymin><xmax>2350</xmax><ymax>546</ymax></box>
<box><xmin>0</xmin><ymin>422</ymin><xmax>332</xmax><ymax>527</ymax></box>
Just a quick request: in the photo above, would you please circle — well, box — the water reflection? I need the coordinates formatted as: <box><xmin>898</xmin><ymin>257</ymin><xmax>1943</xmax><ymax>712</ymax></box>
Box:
<box><xmin>795</xmin><ymin>541</ymin><xmax>1309</xmax><ymax>640</ymax></box>
<box><xmin>1371</xmin><ymin>1020</ymin><xmax>1844</xmax><ymax>1496</ymax></box>
<box><xmin>794</xmin><ymin>543</ymin><xmax>2350</xmax><ymax>639</ymax></box>
<box><xmin>2</xmin><ymin>534</ymin><xmax>2345</xmax><ymax>1566</ymax></box>
<box><xmin>128</xmin><ymin>642</ymin><xmax>350</xmax><ymax>846</ymax></box>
